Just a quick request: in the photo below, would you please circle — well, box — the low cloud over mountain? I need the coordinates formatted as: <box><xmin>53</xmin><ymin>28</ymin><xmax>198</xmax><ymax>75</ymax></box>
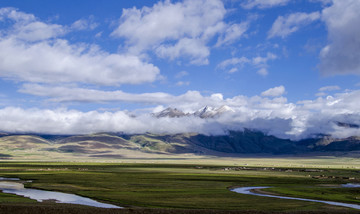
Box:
<box><xmin>1</xmin><ymin>88</ymin><xmax>360</xmax><ymax>140</ymax></box>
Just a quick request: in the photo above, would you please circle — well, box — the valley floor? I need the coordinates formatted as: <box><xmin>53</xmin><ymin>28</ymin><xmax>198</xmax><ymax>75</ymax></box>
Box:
<box><xmin>0</xmin><ymin>159</ymin><xmax>359</xmax><ymax>213</ymax></box>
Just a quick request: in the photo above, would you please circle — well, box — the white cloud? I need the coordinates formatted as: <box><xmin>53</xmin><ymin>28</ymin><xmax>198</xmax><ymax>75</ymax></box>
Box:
<box><xmin>71</xmin><ymin>16</ymin><xmax>98</xmax><ymax>30</ymax></box>
<box><xmin>0</xmin><ymin>7</ymin><xmax>35</xmax><ymax>22</ymax></box>
<box><xmin>319</xmin><ymin>0</ymin><xmax>360</xmax><ymax>75</ymax></box>
<box><xmin>112</xmin><ymin>0</ymin><xmax>226</xmax><ymax>48</ymax></box>
<box><xmin>217</xmin><ymin>57</ymin><xmax>250</xmax><ymax>69</ymax></box>
<box><xmin>257</xmin><ymin>68</ymin><xmax>268</xmax><ymax>76</ymax></box>
<box><xmin>175</xmin><ymin>71</ymin><xmax>188</xmax><ymax>78</ymax></box>
<box><xmin>228</xmin><ymin>68</ymin><xmax>238</xmax><ymax>73</ymax></box>
<box><xmin>315</xmin><ymin>92</ymin><xmax>327</xmax><ymax>97</ymax></box>
<box><xmin>215</xmin><ymin>22</ymin><xmax>249</xmax><ymax>47</ymax></box>
<box><xmin>12</xmin><ymin>21</ymin><xmax>66</xmax><ymax>42</ymax></box>
<box><xmin>218</xmin><ymin>53</ymin><xmax>277</xmax><ymax>76</ymax></box>
<box><xmin>319</xmin><ymin>85</ymin><xmax>341</xmax><ymax>91</ymax></box>
<box><xmin>0</xmin><ymin>39</ymin><xmax>160</xmax><ymax>85</ymax></box>
<box><xmin>268</xmin><ymin>12</ymin><xmax>320</xmax><ymax>38</ymax></box>
<box><xmin>261</xmin><ymin>85</ymin><xmax>286</xmax><ymax>97</ymax></box>
<box><xmin>155</xmin><ymin>38</ymin><xmax>210</xmax><ymax>65</ymax></box>
<box><xmin>176</xmin><ymin>81</ymin><xmax>190</xmax><ymax>86</ymax></box>
<box><xmin>241</xmin><ymin>0</ymin><xmax>290</xmax><ymax>9</ymax></box>
<box><xmin>111</xmin><ymin>0</ymin><xmax>247</xmax><ymax>64</ymax></box>
<box><xmin>19</xmin><ymin>84</ymin><xmax>176</xmax><ymax>104</ymax></box>
<box><xmin>95</xmin><ymin>32</ymin><xmax>102</xmax><ymax>38</ymax></box>
<box><xmin>0</xmin><ymin>8</ymin><xmax>160</xmax><ymax>86</ymax></box>
<box><xmin>0</xmin><ymin>8</ymin><xmax>66</xmax><ymax>42</ymax></box>
<box><xmin>0</xmin><ymin>106</ymin><xmax>226</xmax><ymax>135</ymax></box>
<box><xmin>19</xmin><ymin>84</ymin><xmax>222</xmax><ymax>107</ymax></box>
<box><xmin>218</xmin><ymin>57</ymin><xmax>250</xmax><ymax>69</ymax></box>
<box><xmin>252</xmin><ymin>52</ymin><xmax>277</xmax><ymax>65</ymax></box>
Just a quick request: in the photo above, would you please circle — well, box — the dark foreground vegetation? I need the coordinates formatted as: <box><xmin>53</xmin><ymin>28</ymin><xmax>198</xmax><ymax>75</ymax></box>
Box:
<box><xmin>0</xmin><ymin>204</ymin><xmax>357</xmax><ymax>214</ymax></box>
<box><xmin>0</xmin><ymin>162</ymin><xmax>359</xmax><ymax>214</ymax></box>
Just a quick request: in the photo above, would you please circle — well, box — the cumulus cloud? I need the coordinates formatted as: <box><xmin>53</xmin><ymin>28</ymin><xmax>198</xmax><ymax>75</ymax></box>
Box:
<box><xmin>0</xmin><ymin>7</ymin><xmax>160</xmax><ymax>86</ymax></box>
<box><xmin>111</xmin><ymin>0</ymin><xmax>248</xmax><ymax>64</ymax></box>
<box><xmin>241</xmin><ymin>0</ymin><xmax>290</xmax><ymax>9</ymax></box>
<box><xmin>0</xmin><ymin>8</ymin><xmax>66</xmax><ymax>41</ymax></box>
<box><xmin>319</xmin><ymin>0</ymin><xmax>360</xmax><ymax>75</ymax></box>
<box><xmin>111</xmin><ymin>0</ymin><xmax>226</xmax><ymax>63</ymax></box>
<box><xmin>268</xmin><ymin>12</ymin><xmax>320</xmax><ymax>38</ymax></box>
<box><xmin>0</xmin><ymin>7</ymin><xmax>35</xmax><ymax>23</ymax></box>
<box><xmin>155</xmin><ymin>38</ymin><xmax>210</xmax><ymax>65</ymax></box>
<box><xmin>261</xmin><ymin>85</ymin><xmax>286</xmax><ymax>97</ymax></box>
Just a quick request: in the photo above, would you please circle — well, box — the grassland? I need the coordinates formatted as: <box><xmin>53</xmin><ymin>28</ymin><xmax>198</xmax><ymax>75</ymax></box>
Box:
<box><xmin>0</xmin><ymin>159</ymin><xmax>359</xmax><ymax>214</ymax></box>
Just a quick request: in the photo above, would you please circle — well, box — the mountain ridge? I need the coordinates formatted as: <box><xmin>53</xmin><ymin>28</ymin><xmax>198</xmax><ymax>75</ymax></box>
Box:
<box><xmin>1</xmin><ymin>130</ymin><xmax>360</xmax><ymax>160</ymax></box>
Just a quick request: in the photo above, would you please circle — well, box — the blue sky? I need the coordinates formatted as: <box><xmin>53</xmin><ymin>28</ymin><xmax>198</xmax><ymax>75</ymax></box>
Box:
<box><xmin>0</xmin><ymin>0</ymin><xmax>360</xmax><ymax>138</ymax></box>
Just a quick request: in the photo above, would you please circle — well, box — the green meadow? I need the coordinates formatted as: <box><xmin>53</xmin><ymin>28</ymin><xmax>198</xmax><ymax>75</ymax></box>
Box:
<box><xmin>0</xmin><ymin>159</ymin><xmax>359</xmax><ymax>213</ymax></box>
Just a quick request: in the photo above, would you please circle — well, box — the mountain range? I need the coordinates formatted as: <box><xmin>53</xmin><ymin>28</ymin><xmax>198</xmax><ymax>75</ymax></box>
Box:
<box><xmin>0</xmin><ymin>129</ymin><xmax>359</xmax><ymax>160</ymax></box>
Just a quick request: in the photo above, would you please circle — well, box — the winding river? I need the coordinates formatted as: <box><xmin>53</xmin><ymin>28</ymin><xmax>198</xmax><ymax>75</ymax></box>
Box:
<box><xmin>231</xmin><ymin>186</ymin><xmax>360</xmax><ymax>210</ymax></box>
<box><xmin>1</xmin><ymin>176</ymin><xmax>359</xmax><ymax>210</ymax></box>
<box><xmin>0</xmin><ymin>178</ymin><xmax>121</xmax><ymax>209</ymax></box>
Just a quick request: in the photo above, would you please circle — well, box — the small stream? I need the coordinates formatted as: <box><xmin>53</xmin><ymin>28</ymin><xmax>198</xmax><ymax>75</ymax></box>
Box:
<box><xmin>231</xmin><ymin>186</ymin><xmax>360</xmax><ymax>210</ymax></box>
<box><xmin>0</xmin><ymin>178</ymin><xmax>121</xmax><ymax>209</ymax></box>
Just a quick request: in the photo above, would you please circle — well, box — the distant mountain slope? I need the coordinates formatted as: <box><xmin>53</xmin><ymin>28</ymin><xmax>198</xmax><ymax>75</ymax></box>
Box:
<box><xmin>297</xmin><ymin>136</ymin><xmax>360</xmax><ymax>152</ymax></box>
<box><xmin>0</xmin><ymin>130</ymin><xmax>360</xmax><ymax>160</ymax></box>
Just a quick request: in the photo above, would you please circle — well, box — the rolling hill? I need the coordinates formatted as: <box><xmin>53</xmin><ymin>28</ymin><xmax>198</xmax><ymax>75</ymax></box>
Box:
<box><xmin>0</xmin><ymin>130</ymin><xmax>360</xmax><ymax>160</ymax></box>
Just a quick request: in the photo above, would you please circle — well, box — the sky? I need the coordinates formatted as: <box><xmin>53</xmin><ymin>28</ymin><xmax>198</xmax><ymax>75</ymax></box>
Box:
<box><xmin>0</xmin><ymin>0</ymin><xmax>360</xmax><ymax>139</ymax></box>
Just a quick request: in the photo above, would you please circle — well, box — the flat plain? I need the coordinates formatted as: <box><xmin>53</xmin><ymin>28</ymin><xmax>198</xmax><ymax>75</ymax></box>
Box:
<box><xmin>0</xmin><ymin>157</ymin><xmax>359</xmax><ymax>214</ymax></box>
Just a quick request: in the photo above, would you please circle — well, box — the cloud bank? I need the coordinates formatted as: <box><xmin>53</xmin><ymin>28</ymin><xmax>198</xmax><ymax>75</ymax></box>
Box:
<box><xmin>4</xmin><ymin>86</ymin><xmax>360</xmax><ymax>140</ymax></box>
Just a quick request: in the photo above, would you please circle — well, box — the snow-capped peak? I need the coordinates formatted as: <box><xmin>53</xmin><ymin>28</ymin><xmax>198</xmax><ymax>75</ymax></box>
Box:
<box><xmin>153</xmin><ymin>105</ymin><xmax>235</xmax><ymax>119</ymax></box>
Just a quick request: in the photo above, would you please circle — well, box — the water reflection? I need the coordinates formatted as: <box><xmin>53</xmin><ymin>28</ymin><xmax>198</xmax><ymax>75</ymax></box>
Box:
<box><xmin>0</xmin><ymin>178</ymin><xmax>121</xmax><ymax>209</ymax></box>
<box><xmin>341</xmin><ymin>183</ymin><xmax>360</xmax><ymax>188</ymax></box>
<box><xmin>232</xmin><ymin>186</ymin><xmax>360</xmax><ymax>210</ymax></box>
